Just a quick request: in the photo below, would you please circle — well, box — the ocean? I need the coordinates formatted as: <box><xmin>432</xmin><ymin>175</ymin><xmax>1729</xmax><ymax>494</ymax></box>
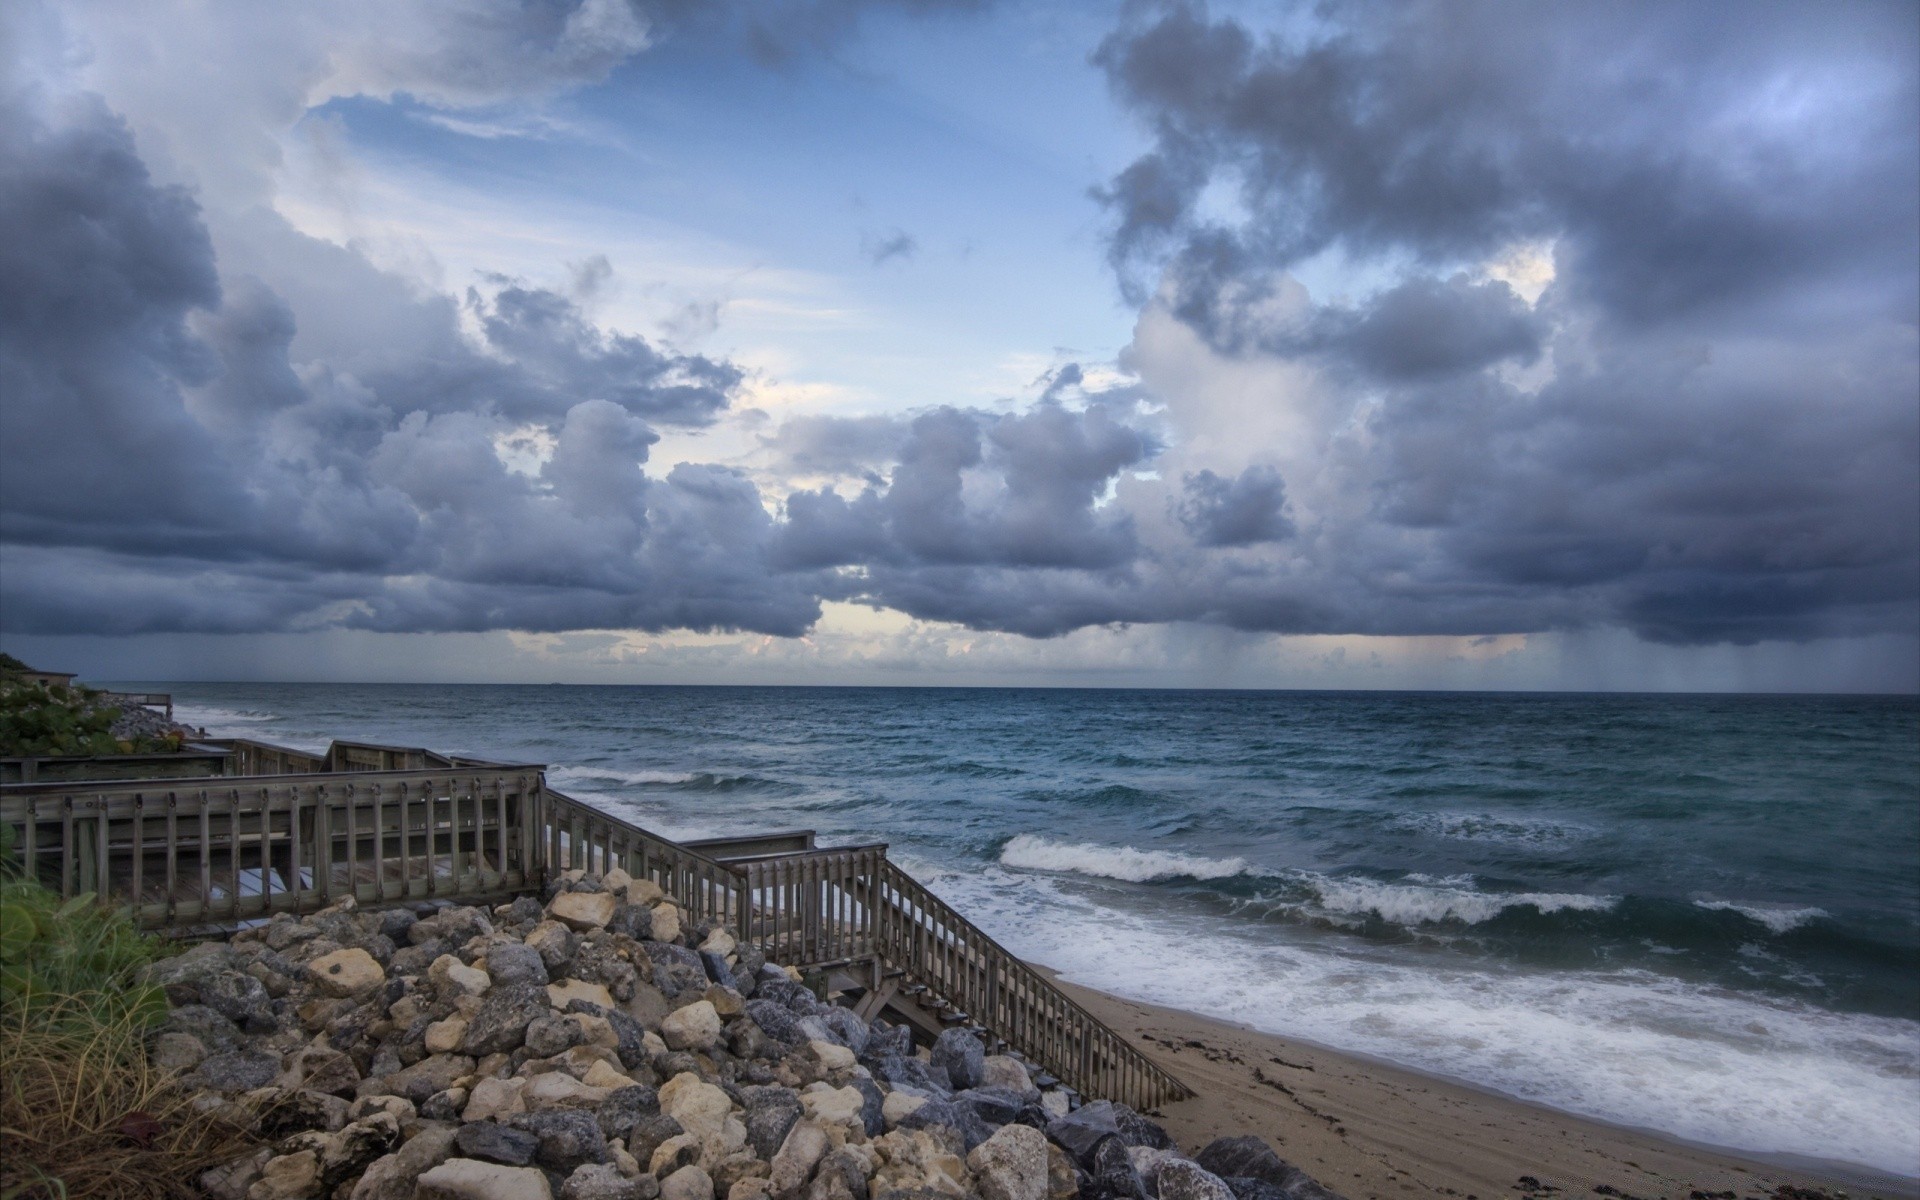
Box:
<box><xmin>133</xmin><ymin>683</ymin><xmax>1919</xmax><ymax>1176</ymax></box>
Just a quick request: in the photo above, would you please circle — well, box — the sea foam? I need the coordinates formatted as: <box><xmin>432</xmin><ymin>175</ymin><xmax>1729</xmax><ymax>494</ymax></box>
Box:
<box><xmin>1305</xmin><ymin>873</ymin><xmax>1617</xmax><ymax>926</ymax></box>
<box><xmin>1694</xmin><ymin>899</ymin><xmax>1830</xmax><ymax>934</ymax></box>
<box><xmin>1000</xmin><ymin>834</ymin><xmax>1251</xmax><ymax>882</ymax></box>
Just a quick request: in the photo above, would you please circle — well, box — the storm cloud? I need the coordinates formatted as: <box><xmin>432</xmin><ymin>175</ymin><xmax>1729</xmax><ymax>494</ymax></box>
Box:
<box><xmin>1</xmin><ymin>0</ymin><xmax>1915</xmax><ymax>662</ymax></box>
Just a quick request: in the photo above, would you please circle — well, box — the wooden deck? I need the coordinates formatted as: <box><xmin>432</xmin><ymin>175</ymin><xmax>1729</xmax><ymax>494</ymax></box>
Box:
<box><xmin>0</xmin><ymin>736</ymin><xmax>1192</xmax><ymax>1111</ymax></box>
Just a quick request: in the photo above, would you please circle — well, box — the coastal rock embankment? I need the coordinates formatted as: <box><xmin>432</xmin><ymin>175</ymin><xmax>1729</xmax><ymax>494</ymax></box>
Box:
<box><xmin>150</xmin><ymin>871</ymin><xmax>1345</xmax><ymax>1200</ymax></box>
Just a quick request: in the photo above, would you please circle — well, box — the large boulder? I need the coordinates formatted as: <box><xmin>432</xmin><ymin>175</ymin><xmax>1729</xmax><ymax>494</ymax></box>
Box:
<box><xmin>416</xmin><ymin>1158</ymin><xmax>554</xmax><ymax>1200</ymax></box>
<box><xmin>456</xmin><ymin>1122</ymin><xmax>542</xmax><ymax>1166</ymax></box>
<box><xmin>309</xmin><ymin>948</ymin><xmax>386</xmax><ymax>998</ymax></box>
<box><xmin>1189</xmin><ymin>1139</ymin><xmax>1344</xmax><ymax>1199</ymax></box>
<box><xmin>967</xmin><ymin>1124</ymin><xmax>1049</xmax><ymax>1200</ymax></box>
<box><xmin>661</xmin><ymin>1001</ymin><xmax>723</xmax><ymax>1052</ymax></box>
<box><xmin>462</xmin><ymin>983</ymin><xmax>552</xmax><ymax>1055</ymax></box>
<box><xmin>930</xmin><ymin>1030</ymin><xmax>985</xmax><ymax>1092</ymax></box>
<box><xmin>1155</xmin><ymin>1162</ymin><xmax>1237</xmax><ymax>1200</ymax></box>
<box><xmin>509</xmin><ymin>1108</ymin><xmax>612</xmax><ymax>1173</ymax></box>
<box><xmin>743</xmin><ymin>1088</ymin><xmax>804</xmax><ymax>1160</ymax></box>
<box><xmin>1046</xmin><ymin>1101</ymin><xmax>1120</xmax><ymax>1167</ymax></box>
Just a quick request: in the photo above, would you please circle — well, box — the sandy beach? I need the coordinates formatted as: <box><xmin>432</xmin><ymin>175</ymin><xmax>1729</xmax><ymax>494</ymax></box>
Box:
<box><xmin>1040</xmin><ymin>968</ymin><xmax>1919</xmax><ymax>1200</ymax></box>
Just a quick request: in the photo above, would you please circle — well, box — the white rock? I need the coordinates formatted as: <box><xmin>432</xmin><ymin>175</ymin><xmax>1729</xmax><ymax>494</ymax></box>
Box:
<box><xmin>800</xmin><ymin>1084</ymin><xmax>864</xmax><ymax>1129</ymax></box>
<box><xmin>549</xmin><ymin>891</ymin><xmax>617</xmax><ymax>932</ymax></box>
<box><xmin>416</xmin><ymin>1158</ymin><xmax>553</xmax><ymax>1200</ymax></box>
<box><xmin>547</xmin><ymin>979</ymin><xmax>616</xmax><ymax>1011</ymax></box>
<box><xmin>698</xmin><ymin>929</ymin><xmax>737</xmax><ymax>958</ymax></box>
<box><xmin>980</xmin><ymin>1056</ymin><xmax>1037</xmax><ymax>1099</ymax></box>
<box><xmin>727</xmin><ymin>1181</ymin><xmax>773</xmax><ymax>1200</ymax></box>
<box><xmin>603</xmin><ymin>868</ymin><xmax>635</xmax><ymax>893</ymax></box>
<box><xmin>569</xmin><ymin>1014</ymin><xmax>621</xmax><ymax>1051</ymax></box>
<box><xmin>806</xmin><ymin>1041</ymin><xmax>856</xmax><ymax>1072</ymax></box>
<box><xmin>651</xmin><ymin>1132</ymin><xmax>703</xmax><ymax>1176</ymax></box>
<box><xmin>880</xmin><ymin>1092</ymin><xmax>926</xmax><ymax>1128</ymax></box>
<box><xmin>521</xmin><ymin>1071</ymin><xmax>609</xmax><ymax>1110</ymax></box>
<box><xmin>649</xmin><ymin>904</ymin><xmax>682</xmax><ymax>945</ymax></box>
<box><xmin>248</xmin><ymin>1150</ymin><xmax>320</xmax><ymax>1200</ymax></box>
<box><xmin>660</xmin><ymin>1001</ymin><xmax>721</xmax><ymax>1051</ymax></box>
<box><xmin>429</xmin><ymin>954</ymin><xmax>492</xmax><ymax>997</ymax></box>
<box><xmin>660</xmin><ymin>1165</ymin><xmax>714</xmax><ymax>1200</ymax></box>
<box><xmin>461</xmin><ymin>1077</ymin><xmax>527</xmax><ymax>1122</ymax></box>
<box><xmin>626</xmin><ymin>879</ymin><xmax>666</xmax><ymax>907</ymax></box>
<box><xmin>426</xmin><ymin>1016</ymin><xmax>469</xmax><ymax>1054</ymax></box>
<box><xmin>581</xmin><ymin>1060</ymin><xmax>633</xmax><ymax>1090</ymax></box>
<box><xmin>659</xmin><ymin>1072</ymin><xmax>734</xmax><ymax>1138</ymax></box>
<box><xmin>641</xmin><ymin>1032</ymin><xmax>669</xmax><ymax>1059</ymax></box>
<box><xmin>769</xmin><ymin>1121</ymin><xmax>830</xmax><ymax>1199</ymax></box>
<box><xmin>968</xmin><ymin>1125</ymin><xmax>1048</xmax><ymax>1200</ymax></box>
<box><xmin>1038</xmin><ymin>1090</ymin><xmax>1071</xmax><ymax>1120</ymax></box>
<box><xmin>308</xmin><ymin>949</ymin><xmax>384</xmax><ymax>998</ymax></box>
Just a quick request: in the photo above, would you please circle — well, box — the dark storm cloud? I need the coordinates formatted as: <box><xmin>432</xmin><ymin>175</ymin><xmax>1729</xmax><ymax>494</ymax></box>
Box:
<box><xmin>1088</xmin><ymin>0</ymin><xmax>1920</xmax><ymax>645</ymax></box>
<box><xmin>1177</xmin><ymin>467</ymin><xmax>1293</xmax><ymax>547</ymax></box>
<box><xmin>0</xmin><ymin>91</ymin><xmax>816</xmax><ymax>637</ymax></box>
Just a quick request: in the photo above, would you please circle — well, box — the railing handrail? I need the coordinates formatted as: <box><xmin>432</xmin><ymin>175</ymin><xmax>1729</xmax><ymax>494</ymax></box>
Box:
<box><xmin>725</xmin><ymin>841</ymin><xmax>890</xmax><ymax>869</ymax></box>
<box><xmin>0</xmin><ymin>762</ymin><xmax>546</xmax><ymax>797</ymax></box>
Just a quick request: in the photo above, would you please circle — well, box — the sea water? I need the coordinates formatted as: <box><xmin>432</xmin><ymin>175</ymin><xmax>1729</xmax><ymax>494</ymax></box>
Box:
<box><xmin>138</xmin><ymin>684</ymin><xmax>1919</xmax><ymax>1176</ymax></box>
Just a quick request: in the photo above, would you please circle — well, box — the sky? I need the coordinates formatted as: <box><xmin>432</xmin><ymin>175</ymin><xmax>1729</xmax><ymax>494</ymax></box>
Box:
<box><xmin>1</xmin><ymin>0</ymin><xmax>1916</xmax><ymax>692</ymax></box>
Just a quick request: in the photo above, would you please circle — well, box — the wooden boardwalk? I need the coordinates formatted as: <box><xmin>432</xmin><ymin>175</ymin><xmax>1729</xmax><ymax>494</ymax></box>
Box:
<box><xmin>0</xmin><ymin>737</ymin><xmax>1191</xmax><ymax>1111</ymax></box>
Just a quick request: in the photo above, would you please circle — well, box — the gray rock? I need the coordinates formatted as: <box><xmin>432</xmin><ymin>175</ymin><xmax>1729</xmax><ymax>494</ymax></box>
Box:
<box><xmin>596</xmin><ymin>1083</ymin><xmax>660</xmax><ymax>1143</ymax></box>
<box><xmin>743</xmin><ymin>1000</ymin><xmax>803</xmax><ymax>1047</ymax></box>
<box><xmin>866</xmin><ymin>1054</ymin><xmax>950</xmax><ymax>1096</ymax></box>
<box><xmin>1090</xmin><ymin>1137</ymin><xmax>1146</xmax><ymax>1200</ymax></box>
<box><xmin>139</xmin><ymin>942</ymin><xmax>237</xmax><ymax>1005</ymax></box>
<box><xmin>162</xmin><ymin>1003</ymin><xmax>244</xmax><ymax>1051</ymax></box>
<box><xmin>931</xmin><ymin>1030</ymin><xmax>986</xmax><ymax>1092</ymax></box>
<box><xmin>348</xmin><ymin>1123</ymin><xmax>459</xmax><ymax>1200</ymax></box>
<box><xmin>151</xmin><ymin>1030</ymin><xmax>209</xmax><ymax>1072</ymax></box>
<box><xmin>195</xmin><ymin>1049</ymin><xmax>281</xmax><ymax>1092</ymax></box>
<box><xmin>422</xmin><ymin>1089</ymin><xmax>468</xmax><ymax>1122</ymax></box>
<box><xmin>489</xmin><ymin>943</ymin><xmax>551</xmax><ymax>987</ymax></box>
<box><xmin>697</xmin><ymin>951</ymin><xmax>730</xmax><ymax>986</ymax></box>
<box><xmin>624</xmin><ymin>1113</ymin><xmax>685</xmax><ymax>1166</ymax></box>
<box><xmin>567</xmin><ymin>1000</ymin><xmax>651</xmax><ymax>1070</ymax></box>
<box><xmin>1189</xmin><ymin>1140</ymin><xmax>1297</xmax><ymax>1192</ymax></box>
<box><xmin>527</xmin><ymin>1014</ymin><xmax>585</xmax><ymax>1058</ymax></box>
<box><xmin>742</xmin><ymin>1086</ymin><xmax>803</xmax><ymax>1159</ymax></box>
<box><xmin>376</xmin><ymin>907</ymin><xmax>420</xmax><ymax>942</ymax></box>
<box><xmin>608</xmin><ymin>904</ymin><xmax>653</xmax><ymax>943</ymax></box>
<box><xmin>376</xmin><ymin>1053</ymin><xmax>476</xmax><ymax>1104</ymax></box>
<box><xmin>1048</xmin><ymin>1100</ymin><xmax>1121</xmax><ymax>1167</ymax></box>
<box><xmin>509</xmin><ymin>1108</ymin><xmax>611</xmax><ymax>1173</ymax></box>
<box><xmin>1155</xmin><ymin>1162</ymin><xmax>1236</xmax><ymax>1200</ymax></box>
<box><xmin>257</xmin><ymin>1089</ymin><xmax>352</xmax><ymax>1138</ymax></box>
<box><xmin>392</xmin><ymin>940</ymin><xmax>451</xmax><ymax>978</ymax></box>
<box><xmin>199</xmin><ymin>970</ymin><xmax>278</xmax><ymax>1033</ymax></box>
<box><xmin>498</xmin><ymin>896</ymin><xmax>545</xmax><ymax>928</ymax></box>
<box><xmin>646</xmin><ymin>944</ymin><xmax>707</xmax><ymax>998</ymax></box>
<box><xmin>463</xmin><ymin>982</ymin><xmax>552</xmax><ymax>1055</ymax></box>
<box><xmin>457</xmin><ymin>1121</ymin><xmax>543</xmax><ymax>1166</ymax></box>
<box><xmin>818</xmin><ymin>1009</ymin><xmax>869</xmax><ymax>1055</ymax></box>
<box><xmin>862</xmin><ymin>1024</ymin><xmax>911</xmax><ymax>1061</ymax></box>
<box><xmin>563</xmin><ymin>1162</ymin><xmax>653</xmax><ymax>1200</ymax></box>
<box><xmin>1114</xmin><ymin>1108</ymin><xmax>1174</xmax><ymax>1152</ymax></box>
<box><xmin>954</xmin><ymin>1086</ymin><xmax>1024</xmax><ymax>1129</ymax></box>
<box><xmin>849</xmin><ymin>1076</ymin><xmax>886</xmax><ymax>1138</ymax></box>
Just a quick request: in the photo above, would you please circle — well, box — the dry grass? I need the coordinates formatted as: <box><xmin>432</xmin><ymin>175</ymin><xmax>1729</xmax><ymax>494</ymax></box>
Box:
<box><xmin>0</xmin><ymin>994</ymin><xmax>257</xmax><ymax>1200</ymax></box>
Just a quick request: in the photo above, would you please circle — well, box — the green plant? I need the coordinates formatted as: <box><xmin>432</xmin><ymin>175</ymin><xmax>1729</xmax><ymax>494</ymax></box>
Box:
<box><xmin>0</xmin><ymin>881</ymin><xmax>166</xmax><ymax>1032</ymax></box>
<box><xmin>0</xmin><ymin>679</ymin><xmax>182</xmax><ymax>758</ymax></box>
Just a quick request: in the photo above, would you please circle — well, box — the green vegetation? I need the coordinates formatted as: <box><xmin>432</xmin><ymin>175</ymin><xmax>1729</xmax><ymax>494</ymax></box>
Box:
<box><xmin>0</xmin><ymin>811</ymin><xmax>248</xmax><ymax>1199</ymax></box>
<box><xmin>0</xmin><ymin>661</ymin><xmax>181</xmax><ymax>757</ymax></box>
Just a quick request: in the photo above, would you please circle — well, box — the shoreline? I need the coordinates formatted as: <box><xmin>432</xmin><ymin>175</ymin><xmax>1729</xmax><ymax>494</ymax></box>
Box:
<box><xmin>1035</xmin><ymin>965</ymin><xmax>1920</xmax><ymax>1200</ymax></box>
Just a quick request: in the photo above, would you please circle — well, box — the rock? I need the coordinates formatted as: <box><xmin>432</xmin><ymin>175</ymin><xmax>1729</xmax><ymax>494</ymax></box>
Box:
<box><xmin>465</xmin><ymin>1077</ymin><xmax>530</xmax><ymax>1122</ymax></box>
<box><xmin>1047</xmin><ymin>1101</ymin><xmax>1120</xmax><ymax>1167</ymax></box>
<box><xmin>744</xmin><ymin>1000</ymin><xmax>803</xmax><ymax>1047</ymax></box>
<box><xmin>140</xmin><ymin>941</ymin><xmax>237</xmax><ymax>1005</ymax></box>
<box><xmin>1113</xmin><ymin>1109</ymin><xmax>1174</xmax><ymax>1152</ymax></box>
<box><xmin>153</xmin><ymin>1030</ymin><xmax>209</xmax><ymax>1072</ymax></box>
<box><xmin>953</xmin><ymin>1087</ymin><xmax>1024</xmax><ymax>1129</ymax></box>
<box><xmin>1044</xmin><ymin>1143</ymin><xmax>1079</xmax><ymax>1200</ymax></box>
<box><xmin>864</xmin><ymin>1054</ymin><xmax>949</xmax><ymax>1096</ymax></box>
<box><xmin>929</xmin><ymin>1030</ymin><xmax>985</xmax><ymax>1093</ymax></box>
<box><xmin>849</xmin><ymin>1077</ymin><xmax>886</xmax><ymax>1138</ymax></box>
<box><xmin>428</xmin><ymin>1016</ymin><xmax>472</xmax><ymax>1054</ymax></box>
<box><xmin>661</xmin><ymin>1166</ymin><xmax>714</xmax><ymax>1200</ymax></box>
<box><xmin>980</xmin><ymin>1057</ymin><xmax>1038</xmax><ymax>1102</ymax></box>
<box><xmin>597</xmin><ymin>1083</ymin><xmax>662</xmax><ymax>1143</ymax></box>
<box><xmin>565</xmin><ymin>1162</ymin><xmax>655</xmax><ymax>1200</ymax></box>
<box><xmin>350</xmin><ymin>1124</ymin><xmax>460</xmax><ymax>1200</ymax></box>
<box><xmin>370</xmin><ymin>1053</ymin><xmax>475</xmax><ymax>1105</ymax></box>
<box><xmin>1089</xmin><ymin>1138</ymin><xmax>1144</xmax><ymax>1200</ymax></box>
<box><xmin>660</xmin><ymin>1072</ymin><xmax>735</xmax><ymax>1138</ymax></box>
<box><xmin>609</xmin><ymin>904</ymin><xmax>655</xmax><ymax>943</ymax></box>
<box><xmin>257</xmin><ymin>1089</ymin><xmax>351</xmax><ymax>1138</ymax></box>
<box><xmin>769</xmin><ymin>1119</ymin><xmax>831</xmax><ymax>1200</ymax></box>
<box><xmin>817</xmin><ymin>1010</ymin><xmax>869</xmax><ymax>1055</ymax></box>
<box><xmin>248</xmin><ymin>1150</ymin><xmax>320</xmax><ymax>1200</ymax></box>
<box><xmin>1155</xmin><ymin>1162</ymin><xmax>1239</xmax><ymax>1200</ymax></box>
<box><xmin>649</xmin><ymin>944</ymin><xmax>707</xmax><ymax>998</ymax></box>
<box><xmin>551</xmin><ymin>979</ymin><xmax>619</xmax><ymax>1012</ymax></box>
<box><xmin>968</xmin><ymin>1124</ymin><xmax>1049</xmax><ymax>1200</ymax></box>
<box><xmin>464</xmin><ymin>983</ymin><xmax>552</xmax><ymax>1055</ymax></box>
<box><xmin>743</xmin><ymin>1088</ymin><xmax>804</xmax><ymax>1159</ymax></box>
<box><xmin>201</xmin><ymin>970</ymin><xmax>278</xmax><ymax>1033</ymax></box>
<box><xmin>522</xmin><ymin>1071</ymin><xmax>612</xmax><ymax>1110</ymax></box>
<box><xmin>805</xmin><ymin>1149</ymin><xmax>869</xmax><ymax>1200</ymax></box>
<box><xmin>293</xmin><ymin>1047</ymin><xmax>362</xmax><ymax>1097</ymax></box>
<box><xmin>552</xmin><ymin>892</ymin><xmax>619</xmax><ymax>932</ymax></box>
<box><xmin>1038</xmin><ymin>1092</ymin><xmax>1071</xmax><ymax>1121</ymax></box>
<box><xmin>1188</xmin><ymin>1140</ymin><xmax>1326</xmax><ymax>1197</ymax></box>
<box><xmin>584</xmin><ymin>1060</ymin><xmax>635</xmax><ymax>1090</ymax></box>
<box><xmin>319</xmin><ymin>1113</ymin><xmax>403</xmax><ymax>1185</ymax></box>
<box><xmin>661</xmin><ymin>1002</ymin><xmax>722</xmax><ymax>1052</ymax></box>
<box><xmin>458</xmin><ymin>1121</ymin><xmax>544</xmax><ymax>1166</ymax></box>
<box><xmin>510</xmin><ymin>1108</ymin><xmax>612</xmax><ymax>1172</ymax></box>
<box><xmin>704</xmin><ymin>985</ymin><xmax>745</xmax><ymax>1019</ymax></box>
<box><xmin>699</xmin><ymin>929</ymin><xmax>737</xmax><ymax>958</ymax></box>
<box><xmin>309</xmin><ymin>948</ymin><xmax>385</xmax><ymax>997</ymax></box>
<box><xmin>808</xmin><ymin>1040</ymin><xmax>857</xmax><ymax>1072</ymax></box>
<box><xmin>433</xmin><ymin>955</ymin><xmax>495</xmax><ymax>997</ymax></box>
<box><xmin>424</xmin><ymin>1088</ymin><xmax>472</xmax><ymax>1122</ymax></box>
<box><xmin>649</xmin><ymin>1132</ymin><xmax>702</xmax><ymax>1176</ymax></box>
<box><xmin>626</xmin><ymin>1114</ymin><xmax>687</xmax><ymax>1167</ymax></box>
<box><xmin>870</xmin><ymin>1129</ymin><xmax>973</xmax><ymax>1199</ymax></box>
<box><xmin>1125</xmin><ymin>1147</ymin><xmax>1180</xmax><ymax>1189</ymax></box>
<box><xmin>529</xmin><ymin>1014</ymin><xmax>588</xmax><ymax>1058</ymax></box>
<box><xmin>527</xmin><ymin>922</ymin><xmax>580</xmax><ymax>976</ymax></box>
<box><xmin>348</xmin><ymin>1094</ymin><xmax>416</xmax><ymax>1125</ymax></box>
<box><xmin>416</xmin><ymin>1158</ymin><xmax>554</xmax><ymax>1200</ymax></box>
<box><xmin>650</xmin><ymin>905</ymin><xmax>682</xmax><ymax>946</ymax></box>
<box><xmin>490</xmin><ymin>943</ymin><xmax>552</xmax><ymax>987</ymax></box>
<box><xmin>197</xmin><ymin>1049</ymin><xmax>282</xmax><ymax>1092</ymax></box>
<box><xmin>880</xmin><ymin>1091</ymin><xmax>926</xmax><ymax>1129</ymax></box>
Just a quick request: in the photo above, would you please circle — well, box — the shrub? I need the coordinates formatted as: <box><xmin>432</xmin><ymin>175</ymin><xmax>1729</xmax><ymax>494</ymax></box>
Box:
<box><xmin>0</xmin><ymin>678</ymin><xmax>182</xmax><ymax>758</ymax></box>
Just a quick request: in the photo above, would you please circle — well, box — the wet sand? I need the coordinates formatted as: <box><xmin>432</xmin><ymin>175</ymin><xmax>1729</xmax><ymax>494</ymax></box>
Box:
<box><xmin>1037</xmin><ymin>968</ymin><xmax>1919</xmax><ymax>1200</ymax></box>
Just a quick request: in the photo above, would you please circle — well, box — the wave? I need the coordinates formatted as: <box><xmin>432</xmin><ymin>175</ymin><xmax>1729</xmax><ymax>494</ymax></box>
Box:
<box><xmin>172</xmin><ymin>703</ymin><xmax>279</xmax><ymax>730</ymax></box>
<box><xmin>1303</xmin><ymin>873</ymin><xmax>1617</xmax><ymax>926</ymax></box>
<box><xmin>1000</xmin><ymin>834</ymin><xmax>1251</xmax><ymax>882</ymax></box>
<box><xmin>1391</xmin><ymin>811</ymin><xmax>1594</xmax><ymax>848</ymax></box>
<box><xmin>1694</xmin><ymin>899</ymin><xmax>1831</xmax><ymax>935</ymax></box>
<box><xmin>548</xmin><ymin>765</ymin><xmax>785</xmax><ymax>793</ymax></box>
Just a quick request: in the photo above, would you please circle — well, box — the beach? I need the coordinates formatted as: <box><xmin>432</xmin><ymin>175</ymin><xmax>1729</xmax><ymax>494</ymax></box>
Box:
<box><xmin>1047</xmin><ymin>969</ymin><xmax>1919</xmax><ymax>1200</ymax></box>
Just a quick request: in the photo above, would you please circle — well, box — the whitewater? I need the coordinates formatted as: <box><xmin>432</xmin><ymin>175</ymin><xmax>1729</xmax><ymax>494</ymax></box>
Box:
<box><xmin>150</xmin><ymin>682</ymin><xmax>1920</xmax><ymax>1177</ymax></box>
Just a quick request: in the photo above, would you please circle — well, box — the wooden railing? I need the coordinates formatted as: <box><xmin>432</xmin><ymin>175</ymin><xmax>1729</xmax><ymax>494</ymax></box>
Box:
<box><xmin>0</xmin><ymin>768</ymin><xmax>544</xmax><ymax>928</ymax></box>
<box><xmin>225</xmin><ymin>738</ymin><xmax>327</xmax><ymax>777</ymax></box>
<box><xmin>0</xmin><ymin>768</ymin><xmax>1186</xmax><ymax>1110</ymax></box>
